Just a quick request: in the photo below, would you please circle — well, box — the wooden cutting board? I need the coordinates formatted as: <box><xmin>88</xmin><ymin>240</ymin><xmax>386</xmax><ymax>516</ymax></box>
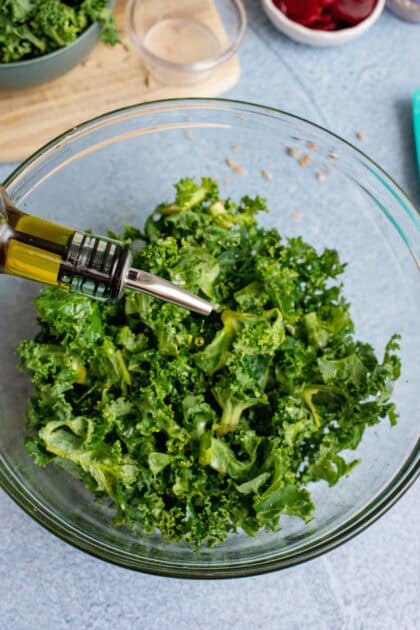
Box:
<box><xmin>0</xmin><ymin>0</ymin><xmax>240</xmax><ymax>162</ymax></box>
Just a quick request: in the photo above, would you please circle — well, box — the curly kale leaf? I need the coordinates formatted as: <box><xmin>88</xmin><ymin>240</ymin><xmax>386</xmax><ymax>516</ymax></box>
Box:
<box><xmin>38</xmin><ymin>418</ymin><xmax>138</xmax><ymax>496</ymax></box>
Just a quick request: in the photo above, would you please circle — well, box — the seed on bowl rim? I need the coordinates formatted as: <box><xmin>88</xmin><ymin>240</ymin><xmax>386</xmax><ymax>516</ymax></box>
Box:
<box><xmin>306</xmin><ymin>140</ymin><xmax>318</xmax><ymax>150</ymax></box>
<box><xmin>356</xmin><ymin>131</ymin><xmax>365</xmax><ymax>141</ymax></box>
<box><xmin>286</xmin><ymin>146</ymin><xmax>300</xmax><ymax>158</ymax></box>
<box><xmin>261</xmin><ymin>169</ymin><xmax>273</xmax><ymax>181</ymax></box>
<box><xmin>298</xmin><ymin>154</ymin><xmax>312</xmax><ymax>166</ymax></box>
<box><xmin>226</xmin><ymin>157</ymin><xmax>246</xmax><ymax>174</ymax></box>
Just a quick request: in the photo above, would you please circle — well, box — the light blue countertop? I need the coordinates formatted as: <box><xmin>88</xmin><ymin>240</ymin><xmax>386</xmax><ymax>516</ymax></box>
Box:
<box><xmin>1</xmin><ymin>2</ymin><xmax>419</xmax><ymax>629</ymax></box>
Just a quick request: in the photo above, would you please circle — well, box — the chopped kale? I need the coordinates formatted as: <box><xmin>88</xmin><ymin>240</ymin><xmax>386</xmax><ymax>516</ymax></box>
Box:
<box><xmin>18</xmin><ymin>177</ymin><xmax>401</xmax><ymax>549</ymax></box>
<box><xmin>0</xmin><ymin>0</ymin><xmax>119</xmax><ymax>63</ymax></box>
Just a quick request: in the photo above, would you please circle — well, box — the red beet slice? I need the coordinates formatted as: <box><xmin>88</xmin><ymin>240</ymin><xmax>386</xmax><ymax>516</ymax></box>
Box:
<box><xmin>272</xmin><ymin>0</ymin><xmax>376</xmax><ymax>31</ymax></box>
<box><xmin>274</xmin><ymin>0</ymin><xmax>322</xmax><ymax>25</ymax></box>
<box><xmin>273</xmin><ymin>0</ymin><xmax>288</xmax><ymax>12</ymax></box>
<box><xmin>310</xmin><ymin>9</ymin><xmax>338</xmax><ymax>30</ymax></box>
<box><xmin>317</xmin><ymin>10</ymin><xmax>336</xmax><ymax>22</ymax></box>
<box><xmin>330</xmin><ymin>0</ymin><xmax>377</xmax><ymax>25</ymax></box>
<box><xmin>311</xmin><ymin>18</ymin><xmax>339</xmax><ymax>30</ymax></box>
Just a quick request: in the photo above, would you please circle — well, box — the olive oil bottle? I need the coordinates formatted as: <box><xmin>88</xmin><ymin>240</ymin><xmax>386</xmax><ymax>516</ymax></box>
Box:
<box><xmin>0</xmin><ymin>186</ymin><xmax>211</xmax><ymax>315</ymax></box>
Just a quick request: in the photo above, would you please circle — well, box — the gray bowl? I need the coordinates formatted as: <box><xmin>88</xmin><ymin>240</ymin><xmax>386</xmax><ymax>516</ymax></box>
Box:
<box><xmin>0</xmin><ymin>20</ymin><xmax>102</xmax><ymax>91</ymax></box>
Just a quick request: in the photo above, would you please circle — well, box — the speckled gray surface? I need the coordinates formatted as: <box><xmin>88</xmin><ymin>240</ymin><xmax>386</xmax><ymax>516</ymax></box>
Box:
<box><xmin>0</xmin><ymin>2</ymin><xmax>419</xmax><ymax>628</ymax></box>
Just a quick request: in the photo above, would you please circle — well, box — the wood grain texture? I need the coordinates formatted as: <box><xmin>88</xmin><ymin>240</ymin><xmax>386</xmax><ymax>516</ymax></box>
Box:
<box><xmin>0</xmin><ymin>0</ymin><xmax>240</xmax><ymax>162</ymax></box>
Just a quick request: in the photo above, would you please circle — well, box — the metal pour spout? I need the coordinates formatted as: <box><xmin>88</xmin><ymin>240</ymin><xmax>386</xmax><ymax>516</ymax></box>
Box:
<box><xmin>124</xmin><ymin>267</ymin><xmax>213</xmax><ymax>316</ymax></box>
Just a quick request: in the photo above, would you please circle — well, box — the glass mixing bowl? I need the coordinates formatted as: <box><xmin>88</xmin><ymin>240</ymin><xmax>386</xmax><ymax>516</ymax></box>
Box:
<box><xmin>0</xmin><ymin>99</ymin><xmax>418</xmax><ymax>578</ymax></box>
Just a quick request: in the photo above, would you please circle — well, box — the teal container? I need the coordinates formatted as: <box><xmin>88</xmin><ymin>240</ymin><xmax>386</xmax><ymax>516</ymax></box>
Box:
<box><xmin>413</xmin><ymin>90</ymin><xmax>420</xmax><ymax>178</ymax></box>
<box><xmin>0</xmin><ymin>21</ymin><xmax>102</xmax><ymax>91</ymax></box>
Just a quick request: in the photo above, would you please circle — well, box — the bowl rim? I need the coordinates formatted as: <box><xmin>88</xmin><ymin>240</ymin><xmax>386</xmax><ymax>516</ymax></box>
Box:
<box><xmin>125</xmin><ymin>0</ymin><xmax>247</xmax><ymax>73</ymax></box>
<box><xmin>0</xmin><ymin>13</ymin><xmax>101</xmax><ymax>68</ymax></box>
<box><xmin>261</xmin><ymin>0</ymin><xmax>385</xmax><ymax>44</ymax></box>
<box><xmin>1</xmin><ymin>97</ymin><xmax>419</xmax><ymax>579</ymax></box>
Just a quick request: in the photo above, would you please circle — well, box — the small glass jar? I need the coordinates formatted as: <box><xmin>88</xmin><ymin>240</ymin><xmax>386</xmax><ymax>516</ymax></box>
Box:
<box><xmin>387</xmin><ymin>0</ymin><xmax>420</xmax><ymax>22</ymax></box>
<box><xmin>125</xmin><ymin>0</ymin><xmax>246</xmax><ymax>85</ymax></box>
